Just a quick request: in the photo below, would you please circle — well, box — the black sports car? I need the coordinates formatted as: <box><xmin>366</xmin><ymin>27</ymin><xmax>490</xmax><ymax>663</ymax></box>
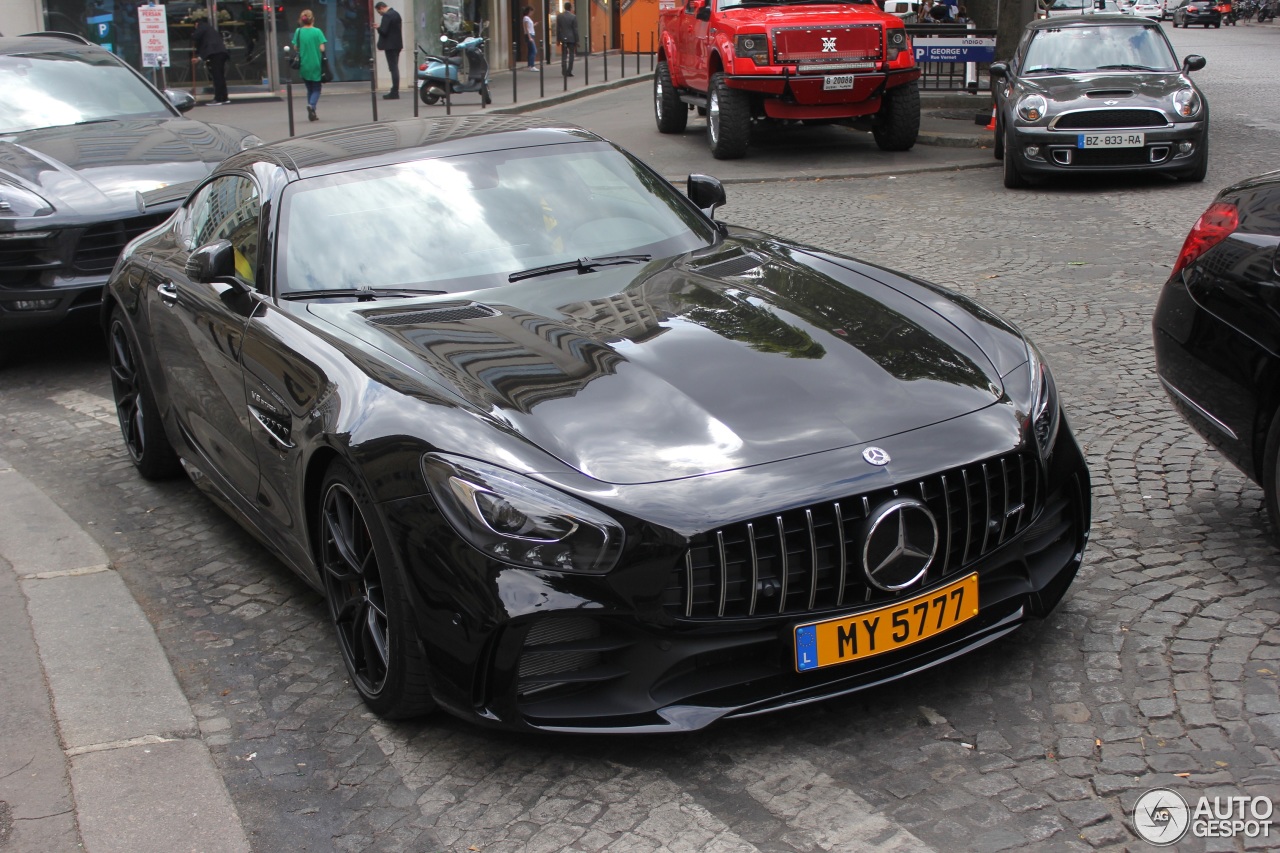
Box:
<box><xmin>1154</xmin><ymin>170</ymin><xmax>1280</xmax><ymax>538</ymax></box>
<box><xmin>105</xmin><ymin>116</ymin><xmax>1091</xmax><ymax>733</ymax></box>
<box><xmin>0</xmin><ymin>33</ymin><xmax>259</xmax><ymax>349</ymax></box>
<box><xmin>1170</xmin><ymin>0</ymin><xmax>1223</xmax><ymax>25</ymax></box>
<box><xmin>990</xmin><ymin>16</ymin><xmax>1209</xmax><ymax>188</ymax></box>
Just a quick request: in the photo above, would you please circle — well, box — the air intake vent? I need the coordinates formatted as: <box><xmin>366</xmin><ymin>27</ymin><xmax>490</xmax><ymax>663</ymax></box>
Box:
<box><xmin>368</xmin><ymin>302</ymin><xmax>499</xmax><ymax>326</ymax></box>
<box><xmin>692</xmin><ymin>252</ymin><xmax>763</xmax><ymax>278</ymax></box>
<box><xmin>1086</xmin><ymin>90</ymin><xmax>1134</xmax><ymax>99</ymax></box>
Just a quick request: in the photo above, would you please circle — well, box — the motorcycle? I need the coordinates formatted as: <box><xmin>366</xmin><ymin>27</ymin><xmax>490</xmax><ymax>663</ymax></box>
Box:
<box><xmin>416</xmin><ymin>28</ymin><xmax>492</xmax><ymax>106</ymax></box>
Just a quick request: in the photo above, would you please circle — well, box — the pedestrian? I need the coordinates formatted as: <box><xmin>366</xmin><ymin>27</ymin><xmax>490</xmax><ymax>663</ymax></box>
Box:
<box><xmin>292</xmin><ymin>9</ymin><xmax>328</xmax><ymax>122</ymax></box>
<box><xmin>373</xmin><ymin>2</ymin><xmax>403</xmax><ymax>99</ymax></box>
<box><xmin>192</xmin><ymin>12</ymin><xmax>230</xmax><ymax>105</ymax></box>
<box><xmin>522</xmin><ymin>6</ymin><xmax>537</xmax><ymax>70</ymax></box>
<box><xmin>955</xmin><ymin>3</ymin><xmax>970</xmax><ymax>20</ymax></box>
<box><xmin>556</xmin><ymin>2</ymin><xmax>577</xmax><ymax>77</ymax></box>
<box><xmin>929</xmin><ymin>0</ymin><xmax>951</xmax><ymax>20</ymax></box>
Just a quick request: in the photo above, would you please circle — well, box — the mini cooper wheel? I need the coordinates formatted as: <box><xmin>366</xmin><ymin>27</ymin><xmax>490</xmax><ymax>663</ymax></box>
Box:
<box><xmin>109</xmin><ymin>306</ymin><xmax>181</xmax><ymax>480</ymax></box>
<box><xmin>707</xmin><ymin>72</ymin><xmax>750</xmax><ymax>160</ymax></box>
<box><xmin>318</xmin><ymin>460</ymin><xmax>434</xmax><ymax>718</ymax></box>
<box><xmin>654</xmin><ymin>60</ymin><xmax>687</xmax><ymax>133</ymax></box>
<box><xmin>1002</xmin><ymin>126</ymin><xmax>1030</xmax><ymax>189</ymax></box>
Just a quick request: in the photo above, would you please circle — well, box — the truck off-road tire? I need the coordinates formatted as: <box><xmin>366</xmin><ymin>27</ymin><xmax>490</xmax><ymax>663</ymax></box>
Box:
<box><xmin>654</xmin><ymin>61</ymin><xmax>687</xmax><ymax>133</ymax></box>
<box><xmin>707</xmin><ymin>72</ymin><xmax>750</xmax><ymax>159</ymax></box>
<box><xmin>872</xmin><ymin>81</ymin><xmax>920</xmax><ymax>152</ymax></box>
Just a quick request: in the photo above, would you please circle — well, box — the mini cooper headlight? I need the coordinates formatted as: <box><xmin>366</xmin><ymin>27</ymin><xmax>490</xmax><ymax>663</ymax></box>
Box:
<box><xmin>1172</xmin><ymin>88</ymin><xmax>1201</xmax><ymax>118</ymax></box>
<box><xmin>886</xmin><ymin>29</ymin><xmax>908</xmax><ymax>61</ymax></box>
<box><xmin>0</xmin><ymin>182</ymin><xmax>54</xmax><ymax>217</ymax></box>
<box><xmin>1016</xmin><ymin>93</ymin><xmax>1048</xmax><ymax>122</ymax></box>
<box><xmin>422</xmin><ymin>453</ymin><xmax>624</xmax><ymax>574</ymax></box>
<box><xmin>735</xmin><ymin>33</ymin><xmax>769</xmax><ymax>65</ymax></box>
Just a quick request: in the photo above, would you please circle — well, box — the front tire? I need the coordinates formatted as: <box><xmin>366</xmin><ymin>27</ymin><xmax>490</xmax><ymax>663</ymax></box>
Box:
<box><xmin>1002</xmin><ymin>125</ymin><xmax>1030</xmax><ymax>189</ymax></box>
<box><xmin>872</xmin><ymin>81</ymin><xmax>920</xmax><ymax>152</ymax></box>
<box><xmin>318</xmin><ymin>460</ymin><xmax>435</xmax><ymax>719</ymax></box>
<box><xmin>1179</xmin><ymin>134</ymin><xmax>1209</xmax><ymax>182</ymax></box>
<box><xmin>654</xmin><ymin>60</ymin><xmax>687</xmax><ymax>133</ymax></box>
<box><xmin>109</xmin><ymin>306</ymin><xmax>181</xmax><ymax>480</ymax></box>
<box><xmin>707</xmin><ymin>71</ymin><xmax>750</xmax><ymax>160</ymax></box>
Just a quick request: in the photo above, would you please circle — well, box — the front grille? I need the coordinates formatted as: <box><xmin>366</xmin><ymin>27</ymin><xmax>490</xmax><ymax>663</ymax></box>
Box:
<box><xmin>1052</xmin><ymin>109</ymin><xmax>1169</xmax><ymax>130</ymax></box>
<box><xmin>74</xmin><ymin>213</ymin><xmax>169</xmax><ymax>274</ymax></box>
<box><xmin>0</xmin><ymin>232</ymin><xmax>59</xmax><ymax>284</ymax></box>
<box><xmin>662</xmin><ymin>451</ymin><xmax>1040</xmax><ymax>620</ymax></box>
<box><xmin>773</xmin><ymin>24</ymin><xmax>883</xmax><ymax>65</ymax></box>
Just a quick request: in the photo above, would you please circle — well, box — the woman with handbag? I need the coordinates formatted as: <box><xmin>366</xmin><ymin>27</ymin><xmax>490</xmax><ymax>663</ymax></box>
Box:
<box><xmin>292</xmin><ymin>9</ymin><xmax>329</xmax><ymax>121</ymax></box>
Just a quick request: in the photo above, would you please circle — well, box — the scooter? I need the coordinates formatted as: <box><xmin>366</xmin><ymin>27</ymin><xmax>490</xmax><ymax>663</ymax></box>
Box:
<box><xmin>416</xmin><ymin>28</ymin><xmax>492</xmax><ymax>106</ymax></box>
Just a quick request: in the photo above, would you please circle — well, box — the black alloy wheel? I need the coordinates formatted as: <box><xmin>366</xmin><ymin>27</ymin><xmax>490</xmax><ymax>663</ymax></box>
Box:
<box><xmin>108</xmin><ymin>307</ymin><xmax>181</xmax><ymax>480</ymax></box>
<box><xmin>318</xmin><ymin>461</ymin><xmax>434</xmax><ymax>718</ymax></box>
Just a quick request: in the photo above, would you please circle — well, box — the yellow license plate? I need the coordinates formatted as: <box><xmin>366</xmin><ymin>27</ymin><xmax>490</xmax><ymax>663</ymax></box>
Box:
<box><xmin>794</xmin><ymin>573</ymin><xmax>979</xmax><ymax>672</ymax></box>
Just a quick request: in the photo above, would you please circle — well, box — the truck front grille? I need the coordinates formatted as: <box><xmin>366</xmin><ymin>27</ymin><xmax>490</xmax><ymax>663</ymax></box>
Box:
<box><xmin>773</xmin><ymin>24</ymin><xmax>883</xmax><ymax>65</ymax></box>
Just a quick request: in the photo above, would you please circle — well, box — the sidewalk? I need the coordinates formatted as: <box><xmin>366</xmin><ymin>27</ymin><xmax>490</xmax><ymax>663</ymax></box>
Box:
<box><xmin>0</xmin><ymin>456</ymin><xmax>250</xmax><ymax>853</ymax></box>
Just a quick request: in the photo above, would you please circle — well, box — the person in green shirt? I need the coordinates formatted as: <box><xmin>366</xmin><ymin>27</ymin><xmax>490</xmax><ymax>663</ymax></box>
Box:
<box><xmin>292</xmin><ymin>9</ymin><xmax>328</xmax><ymax>121</ymax></box>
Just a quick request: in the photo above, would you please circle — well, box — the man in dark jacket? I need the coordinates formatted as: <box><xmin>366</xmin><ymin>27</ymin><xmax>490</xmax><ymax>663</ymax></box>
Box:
<box><xmin>556</xmin><ymin>2</ymin><xmax>578</xmax><ymax>77</ymax></box>
<box><xmin>192</xmin><ymin>14</ymin><xmax>231</xmax><ymax>104</ymax></box>
<box><xmin>374</xmin><ymin>2</ymin><xmax>404</xmax><ymax>98</ymax></box>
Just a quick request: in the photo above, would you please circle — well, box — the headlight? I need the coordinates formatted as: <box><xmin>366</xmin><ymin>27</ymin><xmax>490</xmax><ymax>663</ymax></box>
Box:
<box><xmin>239</xmin><ymin>134</ymin><xmax>264</xmax><ymax>150</ymax></box>
<box><xmin>1172</xmin><ymin>88</ymin><xmax>1201</xmax><ymax>118</ymax></box>
<box><xmin>0</xmin><ymin>182</ymin><xmax>54</xmax><ymax>217</ymax></box>
<box><xmin>421</xmin><ymin>453</ymin><xmax>624</xmax><ymax>574</ymax></box>
<box><xmin>735</xmin><ymin>33</ymin><xmax>769</xmax><ymax>65</ymax></box>
<box><xmin>886</xmin><ymin>29</ymin><xmax>908</xmax><ymax>62</ymax></box>
<box><xmin>1027</xmin><ymin>342</ymin><xmax>1061</xmax><ymax>458</ymax></box>
<box><xmin>1016</xmin><ymin>93</ymin><xmax>1048</xmax><ymax>122</ymax></box>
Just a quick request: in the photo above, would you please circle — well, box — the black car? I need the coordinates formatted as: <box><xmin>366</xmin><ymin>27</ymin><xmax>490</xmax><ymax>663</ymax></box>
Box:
<box><xmin>104</xmin><ymin>116</ymin><xmax>1092</xmax><ymax>733</ymax></box>
<box><xmin>990</xmin><ymin>16</ymin><xmax>1209</xmax><ymax>188</ymax></box>
<box><xmin>1170</xmin><ymin>0</ymin><xmax>1223</xmax><ymax>25</ymax></box>
<box><xmin>0</xmin><ymin>33</ymin><xmax>259</xmax><ymax>350</ymax></box>
<box><xmin>1154</xmin><ymin>170</ymin><xmax>1280</xmax><ymax>538</ymax></box>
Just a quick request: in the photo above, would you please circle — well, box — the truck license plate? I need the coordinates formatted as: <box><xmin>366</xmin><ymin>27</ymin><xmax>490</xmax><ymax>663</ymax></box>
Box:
<box><xmin>1078</xmin><ymin>132</ymin><xmax>1145</xmax><ymax>148</ymax></box>
<box><xmin>823</xmin><ymin>74</ymin><xmax>855</xmax><ymax>90</ymax></box>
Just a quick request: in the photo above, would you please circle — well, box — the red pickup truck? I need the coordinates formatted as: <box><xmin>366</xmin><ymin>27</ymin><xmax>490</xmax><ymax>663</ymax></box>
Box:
<box><xmin>656</xmin><ymin>0</ymin><xmax>921</xmax><ymax>159</ymax></box>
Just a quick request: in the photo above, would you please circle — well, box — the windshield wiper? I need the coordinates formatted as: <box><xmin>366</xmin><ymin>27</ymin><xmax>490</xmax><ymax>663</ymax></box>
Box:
<box><xmin>281</xmin><ymin>286</ymin><xmax>445</xmax><ymax>301</ymax></box>
<box><xmin>508</xmin><ymin>254</ymin><xmax>652</xmax><ymax>283</ymax></box>
<box><xmin>1094</xmin><ymin>64</ymin><xmax>1162</xmax><ymax>71</ymax></box>
<box><xmin>1025</xmin><ymin>66</ymin><xmax>1080</xmax><ymax>74</ymax></box>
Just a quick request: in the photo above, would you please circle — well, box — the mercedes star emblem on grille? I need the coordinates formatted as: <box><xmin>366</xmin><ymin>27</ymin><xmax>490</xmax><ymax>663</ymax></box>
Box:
<box><xmin>862</xmin><ymin>497</ymin><xmax>938</xmax><ymax>591</ymax></box>
<box><xmin>862</xmin><ymin>446</ymin><xmax>890</xmax><ymax>466</ymax></box>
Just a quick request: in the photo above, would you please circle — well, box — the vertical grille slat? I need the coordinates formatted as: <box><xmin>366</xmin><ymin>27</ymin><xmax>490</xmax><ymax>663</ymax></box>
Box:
<box><xmin>665</xmin><ymin>451</ymin><xmax>1041</xmax><ymax>621</ymax></box>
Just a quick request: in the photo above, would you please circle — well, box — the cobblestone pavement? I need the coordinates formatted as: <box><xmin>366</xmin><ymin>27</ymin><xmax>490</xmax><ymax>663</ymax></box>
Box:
<box><xmin>2</xmin><ymin>23</ymin><xmax>1280</xmax><ymax>853</ymax></box>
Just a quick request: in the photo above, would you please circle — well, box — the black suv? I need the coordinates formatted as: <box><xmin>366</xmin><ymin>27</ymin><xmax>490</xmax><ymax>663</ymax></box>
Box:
<box><xmin>0</xmin><ymin>33</ymin><xmax>258</xmax><ymax>351</ymax></box>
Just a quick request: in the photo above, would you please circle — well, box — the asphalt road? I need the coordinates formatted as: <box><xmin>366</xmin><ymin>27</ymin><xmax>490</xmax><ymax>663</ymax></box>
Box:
<box><xmin>3</xmin><ymin>20</ymin><xmax>1280</xmax><ymax>853</ymax></box>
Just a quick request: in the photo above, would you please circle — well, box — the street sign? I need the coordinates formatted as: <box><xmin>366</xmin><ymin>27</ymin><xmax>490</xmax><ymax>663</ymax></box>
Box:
<box><xmin>912</xmin><ymin>36</ymin><xmax>995</xmax><ymax>63</ymax></box>
<box><xmin>138</xmin><ymin>5</ymin><xmax>171</xmax><ymax>68</ymax></box>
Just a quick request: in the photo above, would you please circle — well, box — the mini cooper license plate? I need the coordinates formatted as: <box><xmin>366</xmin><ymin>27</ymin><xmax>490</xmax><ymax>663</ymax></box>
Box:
<box><xmin>823</xmin><ymin>74</ymin><xmax>855</xmax><ymax>90</ymax></box>
<box><xmin>1078</xmin><ymin>132</ymin><xmax>1145</xmax><ymax>148</ymax></box>
<box><xmin>794</xmin><ymin>573</ymin><xmax>979</xmax><ymax>672</ymax></box>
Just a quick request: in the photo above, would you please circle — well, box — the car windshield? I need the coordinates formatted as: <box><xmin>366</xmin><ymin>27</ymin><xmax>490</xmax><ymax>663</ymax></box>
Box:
<box><xmin>1023</xmin><ymin>24</ymin><xmax>1177</xmax><ymax>73</ymax></box>
<box><xmin>0</xmin><ymin>49</ymin><xmax>172</xmax><ymax>133</ymax></box>
<box><xmin>278</xmin><ymin>142</ymin><xmax>716</xmax><ymax>295</ymax></box>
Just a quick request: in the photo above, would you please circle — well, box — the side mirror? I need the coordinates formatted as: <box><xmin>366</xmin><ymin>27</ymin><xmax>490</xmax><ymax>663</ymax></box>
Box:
<box><xmin>696</xmin><ymin>3</ymin><xmax>712</xmax><ymax>20</ymax></box>
<box><xmin>687</xmin><ymin>173</ymin><xmax>726</xmax><ymax>217</ymax></box>
<box><xmin>1182</xmin><ymin>54</ymin><xmax>1206</xmax><ymax>73</ymax></box>
<box><xmin>185</xmin><ymin>240</ymin><xmax>243</xmax><ymax>289</ymax></box>
<box><xmin>988</xmin><ymin>61</ymin><xmax>1008</xmax><ymax>78</ymax></box>
<box><xmin>165</xmin><ymin>89</ymin><xmax>196</xmax><ymax>112</ymax></box>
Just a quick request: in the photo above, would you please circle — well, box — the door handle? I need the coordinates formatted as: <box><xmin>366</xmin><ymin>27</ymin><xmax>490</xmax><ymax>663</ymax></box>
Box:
<box><xmin>157</xmin><ymin>282</ymin><xmax>178</xmax><ymax>305</ymax></box>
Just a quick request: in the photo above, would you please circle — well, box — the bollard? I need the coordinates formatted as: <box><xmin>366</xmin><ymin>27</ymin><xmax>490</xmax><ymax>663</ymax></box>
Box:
<box><xmin>513</xmin><ymin>39</ymin><xmax>519</xmax><ymax>103</ymax></box>
<box><xmin>583</xmin><ymin>39</ymin><xmax>589</xmax><ymax>84</ymax></box>
<box><xmin>636</xmin><ymin>32</ymin><xmax>640</xmax><ymax>75</ymax></box>
<box><xmin>285</xmin><ymin>77</ymin><xmax>295</xmax><ymax>137</ymax></box>
<box><xmin>539</xmin><ymin>52</ymin><xmax>545</xmax><ymax>98</ymax></box>
<box><xmin>370</xmin><ymin>57</ymin><xmax>379</xmax><ymax>121</ymax></box>
<box><xmin>603</xmin><ymin>35</ymin><xmax>607</xmax><ymax>81</ymax></box>
<box><xmin>620</xmin><ymin>33</ymin><xmax>625</xmax><ymax>78</ymax></box>
<box><xmin>650</xmin><ymin>32</ymin><xmax>655</xmax><ymax>71</ymax></box>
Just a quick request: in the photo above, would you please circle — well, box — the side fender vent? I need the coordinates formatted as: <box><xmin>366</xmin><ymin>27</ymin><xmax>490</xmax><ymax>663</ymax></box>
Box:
<box><xmin>691</xmin><ymin>252</ymin><xmax>764</xmax><ymax>278</ymax></box>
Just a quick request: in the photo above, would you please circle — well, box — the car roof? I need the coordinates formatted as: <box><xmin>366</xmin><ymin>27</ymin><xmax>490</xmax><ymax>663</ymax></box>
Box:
<box><xmin>1027</xmin><ymin>12</ymin><xmax>1154</xmax><ymax>26</ymax></box>
<box><xmin>220</xmin><ymin>115</ymin><xmax>603</xmax><ymax>180</ymax></box>
<box><xmin>0</xmin><ymin>32</ymin><xmax>100</xmax><ymax>55</ymax></box>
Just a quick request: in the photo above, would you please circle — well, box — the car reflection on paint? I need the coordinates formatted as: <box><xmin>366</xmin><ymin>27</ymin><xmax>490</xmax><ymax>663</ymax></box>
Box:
<box><xmin>103</xmin><ymin>115</ymin><xmax>1092</xmax><ymax>733</ymax></box>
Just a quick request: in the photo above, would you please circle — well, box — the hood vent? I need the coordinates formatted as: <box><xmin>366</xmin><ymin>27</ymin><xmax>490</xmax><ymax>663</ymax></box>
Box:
<box><xmin>368</xmin><ymin>301</ymin><xmax>499</xmax><ymax>327</ymax></box>
<box><xmin>691</xmin><ymin>252</ymin><xmax>764</xmax><ymax>279</ymax></box>
<box><xmin>1086</xmin><ymin>89</ymin><xmax>1134</xmax><ymax>99</ymax></box>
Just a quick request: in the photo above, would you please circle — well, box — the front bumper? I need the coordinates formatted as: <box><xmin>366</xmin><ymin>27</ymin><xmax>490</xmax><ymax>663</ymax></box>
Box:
<box><xmin>384</xmin><ymin>420</ymin><xmax>1092</xmax><ymax>733</ymax></box>
<box><xmin>1006</xmin><ymin>119</ymin><xmax>1207</xmax><ymax>178</ymax></box>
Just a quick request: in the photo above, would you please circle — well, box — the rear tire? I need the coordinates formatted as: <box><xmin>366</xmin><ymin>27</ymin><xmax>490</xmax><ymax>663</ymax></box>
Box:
<box><xmin>419</xmin><ymin>85</ymin><xmax>441</xmax><ymax>105</ymax></box>
<box><xmin>654</xmin><ymin>61</ymin><xmax>687</xmax><ymax>133</ymax></box>
<box><xmin>872</xmin><ymin>81</ymin><xmax>920</xmax><ymax>152</ymax></box>
<box><xmin>318</xmin><ymin>459</ymin><xmax>435</xmax><ymax>719</ymax></box>
<box><xmin>109</xmin><ymin>306</ymin><xmax>181</xmax><ymax>480</ymax></box>
<box><xmin>707</xmin><ymin>71</ymin><xmax>750</xmax><ymax>159</ymax></box>
<box><xmin>1002</xmin><ymin>126</ymin><xmax>1029</xmax><ymax>189</ymax></box>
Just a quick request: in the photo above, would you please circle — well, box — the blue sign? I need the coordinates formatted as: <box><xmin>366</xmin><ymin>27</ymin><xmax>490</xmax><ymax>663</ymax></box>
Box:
<box><xmin>914</xmin><ymin>37</ymin><xmax>996</xmax><ymax>63</ymax></box>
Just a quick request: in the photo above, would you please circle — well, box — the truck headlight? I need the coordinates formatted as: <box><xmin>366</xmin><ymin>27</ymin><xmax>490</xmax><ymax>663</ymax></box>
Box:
<box><xmin>886</xmin><ymin>29</ymin><xmax>908</xmax><ymax>61</ymax></box>
<box><xmin>735</xmin><ymin>33</ymin><xmax>769</xmax><ymax>65</ymax></box>
<box><xmin>422</xmin><ymin>454</ymin><xmax>625</xmax><ymax>574</ymax></box>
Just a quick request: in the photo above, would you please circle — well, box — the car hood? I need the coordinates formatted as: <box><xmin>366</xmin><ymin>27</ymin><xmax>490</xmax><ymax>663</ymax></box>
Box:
<box><xmin>1018</xmin><ymin>71</ymin><xmax>1188</xmax><ymax>105</ymax></box>
<box><xmin>0</xmin><ymin>118</ymin><xmax>244</xmax><ymax>219</ymax></box>
<box><xmin>313</xmin><ymin>243</ymin><xmax>1008</xmax><ymax>485</ymax></box>
<box><xmin>719</xmin><ymin>6</ymin><xmax>897</xmax><ymax>24</ymax></box>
